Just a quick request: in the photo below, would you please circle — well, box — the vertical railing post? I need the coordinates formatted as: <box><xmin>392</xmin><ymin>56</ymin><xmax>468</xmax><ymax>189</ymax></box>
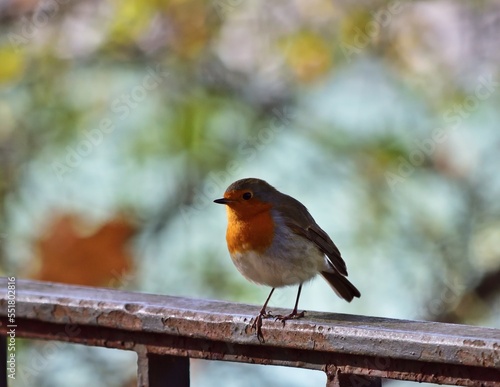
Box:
<box><xmin>0</xmin><ymin>336</ymin><xmax>6</xmax><ymax>387</ymax></box>
<box><xmin>136</xmin><ymin>346</ymin><xmax>189</xmax><ymax>387</ymax></box>
<box><xmin>325</xmin><ymin>366</ymin><xmax>382</xmax><ymax>387</ymax></box>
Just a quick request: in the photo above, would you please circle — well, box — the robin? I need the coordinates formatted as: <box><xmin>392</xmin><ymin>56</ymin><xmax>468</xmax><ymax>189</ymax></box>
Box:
<box><xmin>214</xmin><ymin>178</ymin><xmax>360</xmax><ymax>342</ymax></box>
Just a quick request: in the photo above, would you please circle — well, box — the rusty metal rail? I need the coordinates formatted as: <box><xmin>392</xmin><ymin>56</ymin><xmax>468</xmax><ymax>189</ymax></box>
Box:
<box><xmin>0</xmin><ymin>278</ymin><xmax>499</xmax><ymax>386</ymax></box>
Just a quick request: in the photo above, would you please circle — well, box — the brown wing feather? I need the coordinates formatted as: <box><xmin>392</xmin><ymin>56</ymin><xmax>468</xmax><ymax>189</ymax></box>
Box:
<box><xmin>275</xmin><ymin>194</ymin><xmax>348</xmax><ymax>276</ymax></box>
<box><xmin>307</xmin><ymin>225</ymin><xmax>348</xmax><ymax>276</ymax></box>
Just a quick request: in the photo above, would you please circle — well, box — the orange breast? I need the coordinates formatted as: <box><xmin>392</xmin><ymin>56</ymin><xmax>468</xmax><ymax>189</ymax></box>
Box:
<box><xmin>226</xmin><ymin>207</ymin><xmax>275</xmax><ymax>254</ymax></box>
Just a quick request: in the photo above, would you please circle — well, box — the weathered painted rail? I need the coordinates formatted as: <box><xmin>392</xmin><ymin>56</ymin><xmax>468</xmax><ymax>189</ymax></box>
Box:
<box><xmin>0</xmin><ymin>278</ymin><xmax>499</xmax><ymax>386</ymax></box>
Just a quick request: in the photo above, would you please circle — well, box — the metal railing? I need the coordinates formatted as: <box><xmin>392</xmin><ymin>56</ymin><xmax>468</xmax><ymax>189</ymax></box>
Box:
<box><xmin>0</xmin><ymin>278</ymin><xmax>499</xmax><ymax>386</ymax></box>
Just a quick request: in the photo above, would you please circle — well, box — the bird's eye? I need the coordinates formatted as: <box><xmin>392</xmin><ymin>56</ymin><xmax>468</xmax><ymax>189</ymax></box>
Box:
<box><xmin>242</xmin><ymin>192</ymin><xmax>252</xmax><ymax>200</ymax></box>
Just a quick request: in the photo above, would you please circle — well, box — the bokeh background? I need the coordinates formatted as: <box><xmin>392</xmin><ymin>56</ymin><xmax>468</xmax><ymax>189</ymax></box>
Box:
<box><xmin>1</xmin><ymin>0</ymin><xmax>500</xmax><ymax>386</ymax></box>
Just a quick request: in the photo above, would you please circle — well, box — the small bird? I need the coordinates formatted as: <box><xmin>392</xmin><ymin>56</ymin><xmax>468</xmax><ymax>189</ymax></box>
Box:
<box><xmin>214</xmin><ymin>178</ymin><xmax>360</xmax><ymax>342</ymax></box>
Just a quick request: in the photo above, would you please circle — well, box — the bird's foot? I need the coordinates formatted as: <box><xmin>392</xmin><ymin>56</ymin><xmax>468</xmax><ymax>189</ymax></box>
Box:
<box><xmin>251</xmin><ymin>309</ymin><xmax>274</xmax><ymax>343</ymax></box>
<box><xmin>274</xmin><ymin>310</ymin><xmax>306</xmax><ymax>326</ymax></box>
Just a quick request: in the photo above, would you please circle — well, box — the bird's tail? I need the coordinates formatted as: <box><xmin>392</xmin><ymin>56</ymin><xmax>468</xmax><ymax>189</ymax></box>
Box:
<box><xmin>320</xmin><ymin>271</ymin><xmax>361</xmax><ymax>302</ymax></box>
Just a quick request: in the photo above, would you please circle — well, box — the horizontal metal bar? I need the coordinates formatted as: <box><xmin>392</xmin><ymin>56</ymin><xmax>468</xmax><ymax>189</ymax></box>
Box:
<box><xmin>0</xmin><ymin>278</ymin><xmax>499</xmax><ymax>385</ymax></box>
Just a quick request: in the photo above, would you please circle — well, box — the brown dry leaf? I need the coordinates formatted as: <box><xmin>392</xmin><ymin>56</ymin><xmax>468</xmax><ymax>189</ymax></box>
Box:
<box><xmin>33</xmin><ymin>213</ymin><xmax>136</xmax><ymax>287</ymax></box>
<box><xmin>165</xmin><ymin>0</ymin><xmax>212</xmax><ymax>59</ymax></box>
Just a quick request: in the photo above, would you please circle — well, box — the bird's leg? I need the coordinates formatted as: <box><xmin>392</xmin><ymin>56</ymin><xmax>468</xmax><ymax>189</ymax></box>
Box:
<box><xmin>251</xmin><ymin>288</ymin><xmax>275</xmax><ymax>343</ymax></box>
<box><xmin>275</xmin><ymin>284</ymin><xmax>306</xmax><ymax>326</ymax></box>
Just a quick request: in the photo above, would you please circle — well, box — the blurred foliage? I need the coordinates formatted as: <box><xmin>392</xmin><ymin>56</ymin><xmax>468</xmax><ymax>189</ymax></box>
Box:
<box><xmin>281</xmin><ymin>30</ymin><xmax>333</xmax><ymax>83</ymax></box>
<box><xmin>1</xmin><ymin>0</ymin><xmax>500</xmax><ymax>386</ymax></box>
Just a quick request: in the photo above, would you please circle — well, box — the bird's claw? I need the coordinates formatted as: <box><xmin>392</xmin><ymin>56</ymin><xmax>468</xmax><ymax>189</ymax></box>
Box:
<box><xmin>251</xmin><ymin>310</ymin><xmax>274</xmax><ymax>343</ymax></box>
<box><xmin>274</xmin><ymin>310</ymin><xmax>306</xmax><ymax>326</ymax></box>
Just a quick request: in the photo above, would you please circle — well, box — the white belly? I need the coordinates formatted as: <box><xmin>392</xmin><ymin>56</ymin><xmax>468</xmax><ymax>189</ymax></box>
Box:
<box><xmin>230</xmin><ymin>236</ymin><xmax>326</xmax><ymax>288</ymax></box>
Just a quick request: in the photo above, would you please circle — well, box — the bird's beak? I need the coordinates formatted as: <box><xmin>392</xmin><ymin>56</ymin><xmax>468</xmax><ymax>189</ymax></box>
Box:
<box><xmin>214</xmin><ymin>198</ymin><xmax>231</xmax><ymax>205</ymax></box>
